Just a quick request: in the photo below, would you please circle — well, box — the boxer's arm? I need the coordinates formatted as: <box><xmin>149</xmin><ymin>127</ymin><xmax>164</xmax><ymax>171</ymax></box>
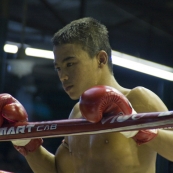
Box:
<box><xmin>146</xmin><ymin>129</ymin><xmax>173</xmax><ymax>161</ymax></box>
<box><xmin>0</xmin><ymin>94</ymin><xmax>43</xmax><ymax>156</ymax></box>
<box><xmin>25</xmin><ymin>103</ymin><xmax>80</xmax><ymax>173</ymax></box>
<box><xmin>80</xmin><ymin>85</ymin><xmax>157</xmax><ymax>144</ymax></box>
<box><xmin>80</xmin><ymin>85</ymin><xmax>173</xmax><ymax>161</ymax></box>
<box><xmin>0</xmin><ymin>94</ymin><xmax>57</xmax><ymax>172</ymax></box>
<box><xmin>25</xmin><ymin>146</ymin><xmax>57</xmax><ymax>173</ymax></box>
<box><xmin>127</xmin><ymin>87</ymin><xmax>173</xmax><ymax>161</ymax></box>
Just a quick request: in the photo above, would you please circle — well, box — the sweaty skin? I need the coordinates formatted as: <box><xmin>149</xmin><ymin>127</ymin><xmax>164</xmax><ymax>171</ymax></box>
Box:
<box><xmin>55</xmin><ymin>87</ymin><xmax>168</xmax><ymax>173</ymax></box>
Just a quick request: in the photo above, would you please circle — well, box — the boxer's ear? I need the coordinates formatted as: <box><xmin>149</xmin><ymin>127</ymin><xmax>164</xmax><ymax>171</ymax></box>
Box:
<box><xmin>96</xmin><ymin>50</ymin><xmax>108</xmax><ymax>68</ymax></box>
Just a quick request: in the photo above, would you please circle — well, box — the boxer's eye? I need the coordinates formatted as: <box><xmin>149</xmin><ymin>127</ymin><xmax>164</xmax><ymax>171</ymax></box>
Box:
<box><xmin>67</xmin><ymin>62</ymin><xmax>74</xmax><ymax>67</ymax></box>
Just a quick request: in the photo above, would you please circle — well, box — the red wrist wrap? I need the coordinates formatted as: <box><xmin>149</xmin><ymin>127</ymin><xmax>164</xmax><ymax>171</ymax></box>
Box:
<box><xmin>132</xmin><ymin>129</ymin><xmax>158</xmax><ymax>145</ymax></box>
<box><xmin>13</xmin><ymin>138</ymin><xmax>43</xmax><ymax>156</ymax></box>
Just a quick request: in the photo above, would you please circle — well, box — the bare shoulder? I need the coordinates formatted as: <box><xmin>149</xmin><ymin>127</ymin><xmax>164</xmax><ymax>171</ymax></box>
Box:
<box><xmin>69</xmin><ymin>102</ymin><xmax>81</xmax><ymax>119</ymax></box>
<box><xmin>126</xmin><ymin>86</ymin><xmax>168</xmax><ymax>112</ymax></box>
<box><xmin>127</xmin><ymin>86</ymin><xmax>157</xmax><ymax>99</ymax></box>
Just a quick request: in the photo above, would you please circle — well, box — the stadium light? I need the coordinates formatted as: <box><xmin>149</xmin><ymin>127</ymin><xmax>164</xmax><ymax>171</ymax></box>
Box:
<box><xmin>3</xmin><ymin>43</ymin><xmax>173</xmax><ymax>81</ymax></box>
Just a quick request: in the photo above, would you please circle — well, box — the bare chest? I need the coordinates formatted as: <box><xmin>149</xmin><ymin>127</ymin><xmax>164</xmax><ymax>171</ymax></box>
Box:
<box><xmin>62</xmin><ymin>133</ymin><xmax>156</xmax><ymax>173</ymax></box>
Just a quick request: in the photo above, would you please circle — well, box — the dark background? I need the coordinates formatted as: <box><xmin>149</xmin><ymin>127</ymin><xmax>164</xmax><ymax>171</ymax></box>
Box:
<box><xmin>0</xmin><ymin>0</ymin><xmax>173</xmax><ymax>172</ymax></box>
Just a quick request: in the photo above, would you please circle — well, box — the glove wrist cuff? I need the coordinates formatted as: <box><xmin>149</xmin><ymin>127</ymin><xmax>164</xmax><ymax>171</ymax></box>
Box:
<box><xmin>13</xmin><ymin>138</ymin><xmax>43</xmax><ymax>156</ymax></box>
<box><xmin>132</xmin><ymin>129</ymin><xmax>158</xmax><ymax>145</ymax></box>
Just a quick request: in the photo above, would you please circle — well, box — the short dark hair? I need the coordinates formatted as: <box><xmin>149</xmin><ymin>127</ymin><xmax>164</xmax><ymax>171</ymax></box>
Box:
<box><xmin>52</xmin><ymin>17</ymin><xmax>113</xmax><ymax>73</ymax></box>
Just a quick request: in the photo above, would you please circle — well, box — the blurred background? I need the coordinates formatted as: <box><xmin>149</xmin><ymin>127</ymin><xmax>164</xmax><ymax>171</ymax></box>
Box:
<box><xmin>0</xmin><ymin>0</ymin><xmax>173</xmax><ymax>172</ymax></box>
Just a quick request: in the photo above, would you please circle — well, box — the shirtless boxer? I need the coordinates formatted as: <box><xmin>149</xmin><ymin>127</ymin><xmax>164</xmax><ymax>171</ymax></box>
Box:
<box><xmin>1</xmin><ymin>17</ymin><xmax>173</xmax><ymax>173</ymax></box>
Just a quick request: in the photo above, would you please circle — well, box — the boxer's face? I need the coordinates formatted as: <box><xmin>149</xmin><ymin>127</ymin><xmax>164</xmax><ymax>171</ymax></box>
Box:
<box><xmin>53</xmin><ymin>44</ymin><xmax>100</xmax><ymax>100</ymax></box>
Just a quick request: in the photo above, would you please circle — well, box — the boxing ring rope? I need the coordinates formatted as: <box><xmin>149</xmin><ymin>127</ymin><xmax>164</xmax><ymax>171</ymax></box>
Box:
<box><xmin>0</xmin><ymin>111</ymin><xmax>173</xmax><ymax>141</ymax></box>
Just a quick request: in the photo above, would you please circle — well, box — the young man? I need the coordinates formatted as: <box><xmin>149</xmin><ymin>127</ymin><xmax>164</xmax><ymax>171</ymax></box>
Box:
<box><xmin>1</xmin><ymin>17</ymin><xmax>173</xmax><ymax>173</ymax></box>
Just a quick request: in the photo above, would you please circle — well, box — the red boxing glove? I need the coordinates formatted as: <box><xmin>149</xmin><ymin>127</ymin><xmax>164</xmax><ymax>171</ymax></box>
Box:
<box><xmin>0</xmin><ymin>93</ymin><xmax>28</xmax><ymax>126</ymax></box>
<box><xmin>79</xmin><ymin>85</ymin><xmax>158</xmax><ymax>145</ymax></box>
<box><xmin>0</xmin><ymin>93</ymin><xmax>43</xmax><ymax>156</ymax></box>
<box><xmin>79</xmin><ymin>85</ymin><xmax>132</xmax><ymax>123</ymax></box>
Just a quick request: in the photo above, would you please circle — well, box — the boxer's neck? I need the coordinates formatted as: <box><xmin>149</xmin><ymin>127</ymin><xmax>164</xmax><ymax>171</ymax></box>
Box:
<box><xmin>97</xmin><ymin>74</ymin><xmax>130</xmax><ymax>96</ymax></box>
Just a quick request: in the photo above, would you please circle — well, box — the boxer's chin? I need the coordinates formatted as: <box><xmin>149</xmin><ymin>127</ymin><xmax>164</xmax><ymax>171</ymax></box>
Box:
<box><xmin>67</xmin><ymin>92</ymin><xmax>80</xmax><ymax>100</ymax></box>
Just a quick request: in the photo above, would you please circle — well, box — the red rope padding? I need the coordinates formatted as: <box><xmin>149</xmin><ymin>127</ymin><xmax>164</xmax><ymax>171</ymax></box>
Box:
<box><xmin>0</xmin><ymin>111</ymin><xmax>173</xmax><ymax>141</ymax></box>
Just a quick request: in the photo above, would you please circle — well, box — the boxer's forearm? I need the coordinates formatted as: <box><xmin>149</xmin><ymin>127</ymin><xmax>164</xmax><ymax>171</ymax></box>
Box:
<box><xmin>25</xmin><ymin>146</ymin><xmax>57</xmax><ymax>173</ymax></box>
<box><xmin>146</xmin><ymin>129</ymin><xmax>173</xmax><ymax>161</ymax></box>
